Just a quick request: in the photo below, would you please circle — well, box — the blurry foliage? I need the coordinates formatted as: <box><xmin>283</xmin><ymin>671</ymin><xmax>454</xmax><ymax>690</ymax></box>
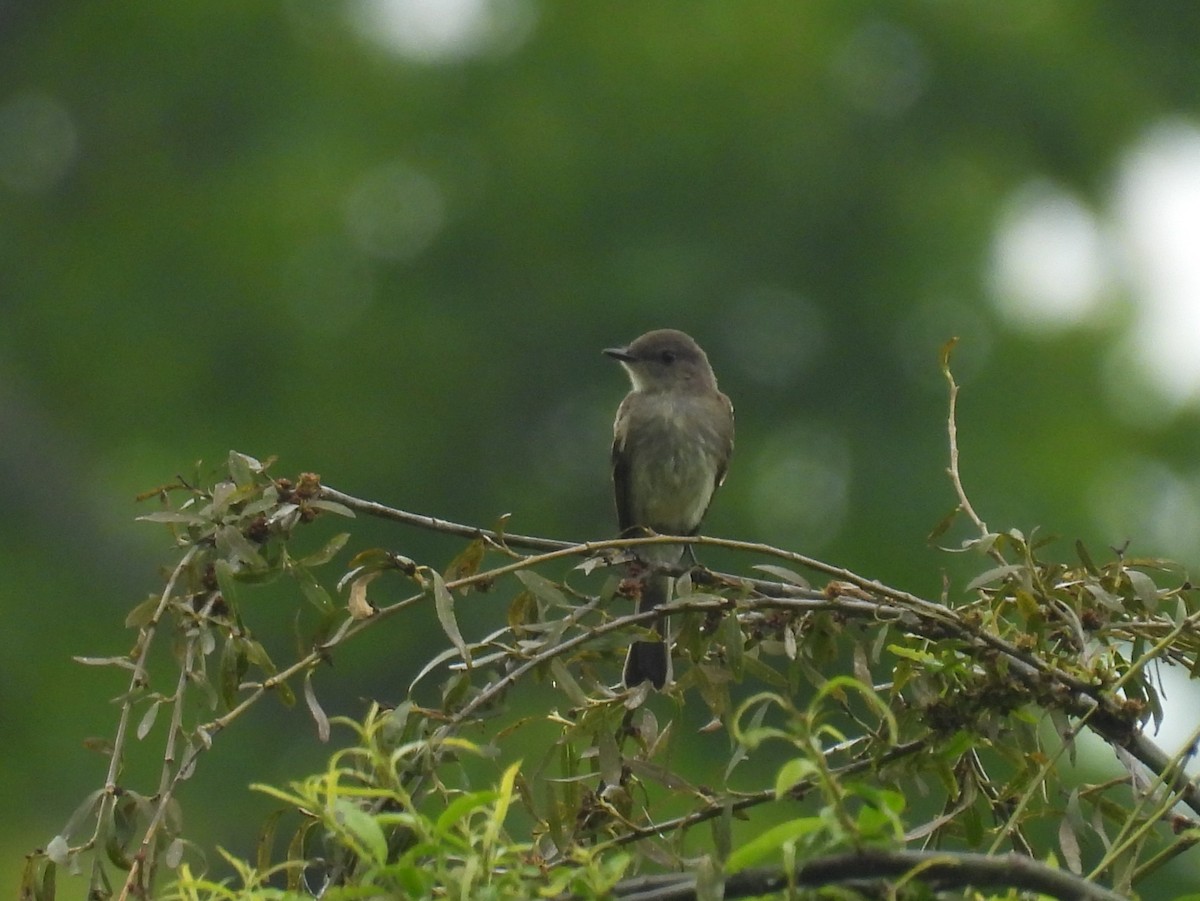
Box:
<box><xmin>9</xmin><ymin>1</ymin><xmax>1200</xmax><ymax>897</ymax></box>
<box><xmin>22</xmin><ymin>407</ymin><xmax>1200</xmax><ymax>898</ymax></box>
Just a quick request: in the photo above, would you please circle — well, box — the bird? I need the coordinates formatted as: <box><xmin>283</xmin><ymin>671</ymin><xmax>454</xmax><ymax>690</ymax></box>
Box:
<box><xmin>604</xmin><ymin>329</ymin><xmax>734</xmax><ymax>689</ymax></box>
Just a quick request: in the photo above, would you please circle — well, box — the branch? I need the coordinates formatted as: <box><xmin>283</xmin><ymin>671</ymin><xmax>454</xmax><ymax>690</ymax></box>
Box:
<box><xmin>590</xmin><ymin>849</ymin><xmax>1129</xmax><ymax>901</ymax></box>
<box><xmin>940</xmin><ymin>337</ymin><xmax>993</xmax><ymax>544</ymax></box>
<box><xmin>319</xmin><ymin>485</ymin><xmax>1200</xmax><ymax>824</ymax></box>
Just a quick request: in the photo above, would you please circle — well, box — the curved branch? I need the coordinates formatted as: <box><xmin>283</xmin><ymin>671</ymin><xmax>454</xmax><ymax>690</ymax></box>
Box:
<box><xmin>318</xmin><ymin>484</ymin><xmax>1200</xmax><ymax>823</ymax></box>
<box><xmin>590</xmin><ymin>849</ymin><xmax>1129</xmax><ymax>901</ymax></box>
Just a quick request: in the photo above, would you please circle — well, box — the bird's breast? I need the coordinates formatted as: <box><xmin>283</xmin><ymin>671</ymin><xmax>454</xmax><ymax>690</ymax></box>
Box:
<box><xmin>622</xmin><ymin>393</ymin><xmax>727</xmax><ymax>534</ymax></box>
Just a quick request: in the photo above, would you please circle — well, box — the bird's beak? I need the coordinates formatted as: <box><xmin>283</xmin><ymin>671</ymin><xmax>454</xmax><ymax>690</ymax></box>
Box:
<box><xmin>603</xmin><ymin>345</ymin><xmax>636</xmax><ymax>362</ymax></box>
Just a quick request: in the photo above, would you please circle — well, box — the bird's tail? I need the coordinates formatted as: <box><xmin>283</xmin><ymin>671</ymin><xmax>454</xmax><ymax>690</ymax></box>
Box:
<box><xmin>623</xmin><ymin>571</ymin><xmax>671</xmax><ymax>690</ymax></box>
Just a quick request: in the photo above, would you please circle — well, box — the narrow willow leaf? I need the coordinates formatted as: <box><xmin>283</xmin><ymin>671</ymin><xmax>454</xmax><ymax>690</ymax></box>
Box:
<box><xmin>431</xmin><ymin>571</ymin><xmax>471</xmax><ymax>667</ymax></box>
<box><xmin>752</xmin><ymin>564</ymin><xmax>811</xmax><ymax>588</ymax></box>
<box><xmin>1126</xmin><ymin>569</ymin><xmax>1159</xmax><ymax>609</ymax></box>
<box><xmin>304</xmin><ymin>670</ymin><xmax>330</xmax><ymax>742</ymax></box>
<box><xmin>334</xmin><ymin>799</ymin><xmax>387</xmax><ymax>865</ymax></box>
<box><xmin>242</xmin><ymin>639</ymin><xmax>276</xmax><ymax>675</ymax></box>
<box><xmin>965</xmin><ymin>563</ymin><xmax>1025</xmax><ymax>593</ymax></box>
<box><xmin>483</xmin><ymin>761</ymin><xmax>521</xmax><ymax>851</ymax></box>
<box><xmin>740</xmin><ymin>655</ymin><xmax>789</xmax><ymax>689</ymax></box>
<box><xmin>305</xmin><ymin>499</ymin><xmax>355</xmax><ymax>517</ymax></box>
<box><xmin>774</xmin><ymin>757</ymin><xmax>818</xmax><ymax>799</ymax></box>
<box><xmin>227</xmin><ymin>450</ymin><xmax>263</xmax><ymax>485</ymax></box>
<box><xmin>926</xmin><ymin>505</ymin><xmax>960</xmax><ymax>546</ymax></box>
<box><xmin>507</xmin><ymin>589</ymin><xmax>536</xmax><ymax>637</ymax></box>
<box><xmin>216</xmin><ymin>524</ymin><xmax>267</xmax><ymax>570</ymax></box>
<box><xmin>296</xmin><ymin>573</ymin><xmax>333</xmax><ymax>612</ymax></box>
<box><xmin>435</xmin><ymin>790</ymin><xmax>500</xmax><ymax>838</ymax></box>
<box><xmin>136</xmin><ymin>701</ymin><xmax>160</xmax><ymax>741</ymax></box>
<box><xmin>73</xmin><ymin>655</ymin><xmax>136</xmax><ymax>670</ymax></box>
<box><xmin>514</xmin><ymin>569</ymin><xmax>569</xmax><ymax>609</ymax></box>
<box><xmin>444</xmin><ymin>538</ymin><xmax>486</xmax><ymax>582</ymax></box>
<box><xmin>549</xmin><ymin>658</ymin><xmax>589</xmax><ymax>707</ymax></box>
<box><xmin>724</xmin><ymin>817</ymin><xmax>824</xmax><ymax>874</ymax></box>
<box><xmin>124</xmin><ymin>596</ymin><xmax>161</xmax><ymax>629</ymax></box>
<box><xmin>1058</xmin><ymin>813</ymin><xmax>1082</xmax><ymax>874</ymax></box>
<box><xmin>1075</xmin><ymin>539</ymin><xmax>1099</xmax><ymax>575</ymax></box>
<box><xmin>300</xmin><ymin>532</ymin><xmax>349</xmax><ymax>568</ymax></box>
<box><xmin>721</xmin><ymin>612</ymin><xmax>745</xmax><ymax>681</ymax></box>
<box><xmin>597</xmin><ymin>727</ymin><xmax>622</xmax><ymax>787</ymax></box>
<box><xmin>213</xmin><ymin>558</ymin><xmax>241</xmax><ymax>614</ymax></box>
<box><xmin>219</xmin><ymin>637</ymin><xmax>248</xmax><ymax>709</ymax></box>
<box><xmin>135</xmin><ymin>511</ymin><xmax>204</xmax><ymax>525</ymax></box>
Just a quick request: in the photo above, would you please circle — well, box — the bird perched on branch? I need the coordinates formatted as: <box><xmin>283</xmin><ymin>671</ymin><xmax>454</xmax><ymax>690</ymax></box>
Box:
<box><xmin>604</xmin><ymin>329</ymin><xmax>734</xmax><ymax>689</ymax></box>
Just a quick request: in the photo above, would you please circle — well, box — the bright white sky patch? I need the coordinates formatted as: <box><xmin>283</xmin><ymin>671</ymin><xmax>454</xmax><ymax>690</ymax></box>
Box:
<box><xmin>1111</xmin><ymin>120</ymin><xmax>1200</xmax><ymax>409</ymax></box>
<box><xmin>989</xmin><ymin>179</ymin><xmax>1110</xmax><ymax>330</ymax></box>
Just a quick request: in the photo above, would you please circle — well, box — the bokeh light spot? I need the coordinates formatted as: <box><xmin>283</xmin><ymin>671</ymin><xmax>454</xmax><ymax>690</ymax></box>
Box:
<box><xmin>1088</xmin><ymin>455</ymin><xmax>1200</xmax><ymax>565</ymax></box>
<box><xmin>347</xmin><ymin>0</ymin><xmax>537</xmax><ymax>64</ymax></box>
<box><xmin>989</xmin><ymin>179</ymin><xmax>1110</xmax><ymax>331</ymax></box>
<box><xmin>343</xmin><ymin>161</ymin><xmax>446</xmax><ymax>263</ymax></box>
<box><xmin>829</xmin><ymin>19</ymin><xmax>929</xmax><ymax>119</ymax></box>
<box><xmin>749</xmin><ymin>422</ymin><xmax>850</xmax><ymax>553</ymax></box>
<box><xmin>0</xmin><ymin>90</ymin><xmax>77</xmax><ymax>194</ymax></box>
<box><xmin>720</xmin><ymin>286</ymin><xmax>827</xmax><ymax>389</ymax></box>
<box><xmin>1110</xmin><ymin>120</ymin><xmax>1200</xmax><ymax>411</ymax></box>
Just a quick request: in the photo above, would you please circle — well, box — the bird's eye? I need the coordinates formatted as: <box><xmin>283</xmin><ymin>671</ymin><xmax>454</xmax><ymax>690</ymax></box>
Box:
<box><xmin>660</xmin><ymin>350</ymin><xmax>676</xmax><ymax>364</ymax></box>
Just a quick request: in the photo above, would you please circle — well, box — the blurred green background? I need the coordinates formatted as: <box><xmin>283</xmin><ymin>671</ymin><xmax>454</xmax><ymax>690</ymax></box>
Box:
<box><xmin>6</xmin><ymin>0</ymin><xmax>1200</xmax><ymax>894</ymax></box>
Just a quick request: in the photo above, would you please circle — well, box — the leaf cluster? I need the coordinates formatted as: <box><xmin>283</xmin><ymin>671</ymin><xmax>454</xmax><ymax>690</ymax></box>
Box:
<box><xmin>21</xmin><ymin>442</ymin><xmax>1200</xmax><ymax>900</ymax></box>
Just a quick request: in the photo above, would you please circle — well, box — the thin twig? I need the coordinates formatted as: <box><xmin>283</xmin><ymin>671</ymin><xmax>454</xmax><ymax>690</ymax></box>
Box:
<box><xmin>940</xmin><ymin>338</ymin><xmax>993</xmax><ymax>544</ymax></box>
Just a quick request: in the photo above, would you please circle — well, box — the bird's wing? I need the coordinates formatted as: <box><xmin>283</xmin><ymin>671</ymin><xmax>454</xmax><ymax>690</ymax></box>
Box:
<box><xmin>714</xmin><ymin>393</ymin><xmax>734</xmax><ymax>489</ymax></box>
<box><xmin>611</xmin><ymin>395</ymin><xmax>636</xmax><ymax>534</ymax></box>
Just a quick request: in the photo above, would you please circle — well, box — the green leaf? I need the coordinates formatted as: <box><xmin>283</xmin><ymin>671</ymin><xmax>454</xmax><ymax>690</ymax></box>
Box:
<box><xmin>514</xmin><ymin>569</ymin><xmax>570</xmax><ymax>609</ymax></box>
<box><xmin>444</xmin><ymin>538</ymin><xmax>486</xmax><ymax>583</ymax></box>
<box><xmin>740</xmin><ymin>653</ymin><xmax>789</xmax><ymax>688</ymax></box>
<box><xmin>482</xmin><ymin>761</ymin><xmax>520</xmax><ymax>852</ymax></box>
<box><xmin>720</xmin><ymin>611</ymin><xmax>745</xmax><ymax>681</ymax></box>
<box><xmin>304</xmin><ymin>670</ymin><xmax>330</xmax><ymax>742</ymax></box>
<box><xmin>300</xmin><ymin>532</ymin><xmax>349</xmax><ymax>568</ymax></box>
<box><xmin>507</xmin><ymin>589</ymin><xmax>536</xmax><ymax>637</ymax></box>
<box><xmin>752</xmin><ymin>564</ymin><xmax>810</xmax><ymax>588</ymax></box>
<box><xmin>1126</xmin><ymin>568</ymin><xmax>1159</xmax><ymax>609</ymax></box>
<box><xmin>549</xmin><ymin>658</ymin><xmax>588</xmax><ymax>707</ymax></box>
<box><xmin>434</xmin><ymin>789</ymin><xmax>499</xmax><ymax>839</ymax></box>
<box><xmin>124</xmin><ymin>595</ymin><xmax>161</xmax><ymax>629</ymax></box>
<box><xmin>334</xmin><ymin>799</ymin><xmax>388</xmax><ymax>866</ymax></box>
<box><xmin>136</xmin><ymin>701</ymin><xmax>159</xmax><ymax>740</ymax></box>
<box><xmin>888</xmin><ymin>645</ymin><xmax>937</xmax><ymax>666</ymax></box>
<box><xmin>294</xmin><ymin>565</ymin><xmax>334</xmax><ymax>612</ymax></box>
<box><xmin>213</xmin><ymin>558</ymin><xmax>241</xmax><ymax>614</ymax></box>
<box><xmin>243</xmin><ymin>638</ymin><xmax>277</xmax><ymax>675</ymax></box>
<box><xmin>306</xmin><ymin>499</ymin><xmax>356</xmax><ymax>517</ymax></box>
<box><xmin>724</xmin><ymin>817</ymin><xmax>824</xmax><ymax>874</ymax></box>
<box><xmin>774</xmin><ymin>757</ymin><xmax>818</xmax><ymax>798</ymax></box>
<box><xmin>965</xmin><ymin>563</ymin><xmax>1025</xmax><ymax>593</ymax></box>
<box><xmin>1075</xmin><ymin>539</ymin><xmax>1099</xmax><ymax>575</ymax></box>
<box><xmin>227</xmin><ymin>450</ymin><xmax>263</xmax><ymax>485</ymax></box>
<box><xmin>135</xmin><ymin>510</ymin><xmax>205</xmax><ymax>525</ymax></box>
<box><xmin>216</xmin><ymin>524</ymin><xmax>267</xmax><ymax>570</ymax></box>
<box><xmin>219</xmin><ymin>637</ymin><xmax>248</xmax><ymax>709</ymax></box>
<box><xmin>430</xmin><ymin>570</ymin><xmax>471</xmax><ymax>667</ymax></box>
<box><xmin>926</xmin><ymin>504</ymin><xmax>960</xmax><ymax>546</ymax></box>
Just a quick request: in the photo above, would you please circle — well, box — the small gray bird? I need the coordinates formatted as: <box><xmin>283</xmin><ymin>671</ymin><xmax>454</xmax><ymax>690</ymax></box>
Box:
<box><xmin>604</xmin><ymin>329</ymin><xmax>735</xmax><ymax>689</ymax></box>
